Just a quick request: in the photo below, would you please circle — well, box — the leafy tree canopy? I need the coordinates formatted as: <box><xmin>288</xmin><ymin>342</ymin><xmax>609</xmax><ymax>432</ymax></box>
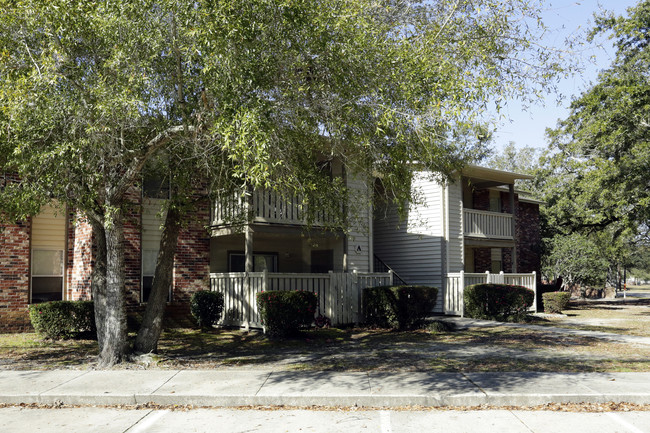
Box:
<box><xmin>0</xmin><ymin>0</ymin><xmax>570</xmax><ymax>365</ymax></box>
<box><xmin>543</xmin><ymin>0</ymin><xmax>650</xmax><ymax>236</ymax></box>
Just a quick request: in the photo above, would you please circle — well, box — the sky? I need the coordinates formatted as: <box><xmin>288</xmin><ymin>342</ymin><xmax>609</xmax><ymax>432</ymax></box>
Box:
<box><xmin>492</xmin><ymin>0</ymin><xmax>640</xmax><ymax>152</ymax></box>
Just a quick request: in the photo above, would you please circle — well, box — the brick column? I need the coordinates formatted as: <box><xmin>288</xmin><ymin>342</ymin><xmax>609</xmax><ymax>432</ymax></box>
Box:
<box><xmin>0</xmin><ymin>219</ymin><xmax>32</xmax><ymax>331</ymax></box>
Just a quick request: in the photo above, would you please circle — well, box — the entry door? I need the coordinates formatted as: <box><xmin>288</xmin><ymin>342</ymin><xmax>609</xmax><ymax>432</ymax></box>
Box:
<box><xmin>311</xmin><ymin>250</ymin><xmax>334</xmax><ymax>273</ymax></box>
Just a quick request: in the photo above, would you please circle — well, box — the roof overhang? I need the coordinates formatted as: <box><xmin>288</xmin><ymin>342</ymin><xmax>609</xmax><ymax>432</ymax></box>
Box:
<box><xmin>462</xmin><ymin>165</ymin><xmax>533</xmax><ymax>188</ymax></box>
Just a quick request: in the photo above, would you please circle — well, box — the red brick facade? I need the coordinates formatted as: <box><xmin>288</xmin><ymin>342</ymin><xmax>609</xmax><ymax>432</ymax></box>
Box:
<box><xmin>0</xmin><ymin>219</ymin><xmax>31</xmax><ymax>332</ymax></box>
<box><xmin>67</xmin><ymin>212</ymin><xmax>93</xmax><ymax>301</ymax></box>
<box><xmin>124</xmin><ymin>188</ymin><xmax>143</xmax><ymax>310</ymax></box>
<box><xmin>173</xmin><ymin>199</ymin><xmax>211</xmax><ymax>305</ymax></box>
<box><xmin>0</xmin><ymin>194</ymin><xmax>212</xmax><ymax>330</ymax></box>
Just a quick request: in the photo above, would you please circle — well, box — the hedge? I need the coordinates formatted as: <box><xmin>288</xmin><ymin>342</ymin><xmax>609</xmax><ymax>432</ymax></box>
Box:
<box><xmin>257</xmin><ymin>290</ymin><xmax>317</xmax><ymax>337</ymax></box>
<box><xmin>28</xmin><ymin>301</ymin><xmax>96</xmax><ymax>340</ymax></box>
<box><xmin>542</xmin><ymin>291</ymin><xmax>571</xmax><ymax>314</ymax></box>
<box><xmin>362</xmin><ymin>285</ymin><xmax>438</xmax><ymax>330</ymax></box>
<box><xmin>190</xmin><ymin>290</ymin><xmax>224</xmax><ymax>328</ymax></box>
<box><xmin>464</xmin><ymin>284</ymin><xmax>534</xmax><ymax>322</ymax></box>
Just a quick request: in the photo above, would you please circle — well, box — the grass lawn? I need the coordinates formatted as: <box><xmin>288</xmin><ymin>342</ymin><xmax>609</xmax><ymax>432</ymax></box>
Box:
<box><xmin>537</xmin><ymin>297</ymin><xmax>650</xmax><ymax>337</ymax></box>
<box><xmin>2</xmin><ymin>310</ymin><xmax>650</xmax><ymax>373</ymax></box>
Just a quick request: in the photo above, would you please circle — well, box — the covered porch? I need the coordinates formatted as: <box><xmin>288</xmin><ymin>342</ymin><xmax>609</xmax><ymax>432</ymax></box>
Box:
<box><xmin>210</xmin><ymin>271</ymin><xmax>393</xmax><ymax>328</ymax></box>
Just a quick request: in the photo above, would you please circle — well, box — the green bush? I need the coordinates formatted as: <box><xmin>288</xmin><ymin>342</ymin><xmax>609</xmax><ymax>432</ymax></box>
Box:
<box><xmin>363</xmin><ymin>286</ymin><xmax>438</xmax><ymax>330</ymax></box>
<box><xmin>536</xmin><ymin>284</ymin><xmax>558</xmax><ymax>312</ymax></box>
<box><xmin>542</xmin><ymin>291</ymin><xmax>571</xmax><ymax>314</ymax></box>
<box><xmin>257</xmin><ymin>290</ymin><xmax>317</xmax><ymax>338</ymax></box>
<box><xmin>28</xmin><ymin>301</ymin><xmax>96</xmax><ymax>340</ymax></box>
<box><xmin>190</xmin><ymin>291</ymin><xmax>224</xmax><ymax>328</ymax></box>
<box><xmin>464</xmin><ymin>284</ymin><xmax>534</xmax><ymax>322</ymax></box>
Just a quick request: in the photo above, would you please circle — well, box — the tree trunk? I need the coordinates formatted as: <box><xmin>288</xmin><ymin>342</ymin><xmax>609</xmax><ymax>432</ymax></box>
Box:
<box><xmin>97</xmin><ymin>212</ymin><xmax>129</xmax><ymax>367</ymax></box>
<box><xmin>134</xmin><ymin>204</ymin><xmax>182</xmax><ymax>354</ymax></box>
<box><xmin>89</xmin><ymin>217</ymin><xmax>107</xmax><ymax>352</ymax></box>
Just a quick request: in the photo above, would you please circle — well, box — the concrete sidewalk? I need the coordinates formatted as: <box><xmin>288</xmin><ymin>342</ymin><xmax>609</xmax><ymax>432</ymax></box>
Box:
<box><xmin>1</xmin><ymin>370</ymin><xmax>649</xmax><ymax>408</ymax></box>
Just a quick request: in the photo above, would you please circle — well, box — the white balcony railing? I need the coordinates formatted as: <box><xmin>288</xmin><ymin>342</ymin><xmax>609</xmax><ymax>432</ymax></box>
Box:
<box><xmin>212</xmin><ymin>189</ymin><xmax>335</xmax><ymax>227</ymax></box>
<box><xmin>463</xmin><ymin>209</ymin><xmax>513</xmax><ymax>240</ymax></box>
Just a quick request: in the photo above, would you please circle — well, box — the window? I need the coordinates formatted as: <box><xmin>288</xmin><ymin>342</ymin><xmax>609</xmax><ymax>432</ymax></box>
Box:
<box><xmin>491</xmin><ymin>248</ymin><xmax>502</xmax><ymax>273</ymax></box>
<box><xmin>489</xmin><ymin>190</ymin><xmax>501</xmax><ymax>213</ymax></box>
<box><xmin>31</xmin><ymin>249</ymin><xmax>64</xmax><ymax>303</ymax></box>
<box><xmin>228</xmin><ymin>252</ymin><xmax>278</xmax><ymax>272</ymax></box>
<box><xmin>30</xmin><ymin>204</ymin><xmax>66</xmax><ymax>304</ymax></box>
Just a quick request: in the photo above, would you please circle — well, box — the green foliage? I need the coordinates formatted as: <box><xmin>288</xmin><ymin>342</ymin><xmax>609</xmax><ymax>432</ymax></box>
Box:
<box><xmin>464</xmin><ymin>284</ymin><xmax>534</xmax><ymax>322</ymax></box>
<box><xmin>363</xmin><ymin>286</ymin><xmax>438</xmax><ymax>330</ymax></box>
<box><xmin>541</xmin><ymin>292</ymin><xmax>571</xmax><ymax>314</ymax></box>
<box><xmin>189</xmin><ymin>291</ymin><xmax>224</xmax><ymax>329</ymax></box>
<box><xmin>542</xmin><ymin>1</ymin><xmax>650</xmax><ymax>235</ymax></box>
<box><xmin>256</xmin><ymin>290</ymin><xmax>317</xmax><ymax>338</ymax></box>
<box><xmin>28</xmin><ymin>301</ymin><xmax>96</xmax><ymax>340</ymax></box>
<box><xmin>541</xmin><ymin>232</ymin><xmax>609</xmax><ymax>287</ymax></box>
<box><xmin>0</xmin><ymin>0</ymin><xmax>572</xmax><ymax>362</ymax></box>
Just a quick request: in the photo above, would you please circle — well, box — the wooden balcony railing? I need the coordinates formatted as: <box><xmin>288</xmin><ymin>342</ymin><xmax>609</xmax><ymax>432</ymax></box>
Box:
<box><xmin>212</xmin><ymin>189</ymin><xmax>335</xmax><ymax>227</ymax></box>
<box><xmin>463</xmin><ymin>209</ymin><xmax>513</xmax><ymax>240</ymax></box>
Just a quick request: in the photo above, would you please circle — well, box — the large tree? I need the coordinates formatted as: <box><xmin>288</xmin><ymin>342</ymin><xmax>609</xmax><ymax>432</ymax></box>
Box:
<box><xmin>544</xmin><ymin>0</ymin><xmax>650</xmax><ymax>235</ymax></box>
<box><xmin>533</xmin><ymin>1</ymin><xmax>650</xmax><ymax>289</ymax></box>
<box><xmin>1</xmin><ymin>0</ymin><xmax>567</xmax><ymax>366</ymax></box>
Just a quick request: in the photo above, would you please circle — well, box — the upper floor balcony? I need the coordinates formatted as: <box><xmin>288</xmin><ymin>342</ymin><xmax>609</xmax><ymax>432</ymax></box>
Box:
<box><xmin>463</xmin><ymin>209</ymin><xmax>513</xmax><ymax>240</ymax></box>
<box><xmin>211</xmin><ymin>188</ymin><xmax>335</xmax><ymax>228</ymax></box>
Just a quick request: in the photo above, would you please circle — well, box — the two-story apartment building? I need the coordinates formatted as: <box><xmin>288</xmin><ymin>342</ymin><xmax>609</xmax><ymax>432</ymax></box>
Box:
<box><xmin>0</xmin><ymin>165</ymin><xmax>540</xmax><ymax>330</ymax></box>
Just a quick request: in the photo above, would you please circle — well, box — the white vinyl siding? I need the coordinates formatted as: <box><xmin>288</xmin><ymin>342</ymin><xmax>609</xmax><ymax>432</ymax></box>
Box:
<box><xmin>141</xmin><ymin>198</ymin><xmax>168</xmax><ymax>302</ymax></box>
<box><xmin>346</xmin><ymin>171</ymin><xmax>371</xmax><ymax>272</ymax></box>
<box><xmin>445</xmin><ymin>180</ymin><xmax>464</xmax><ymax>273</ymax></box>
<box><xmin>373</xmin><ymin>172</ymin><xmax>445</xmax><ymax>312</ymax></box>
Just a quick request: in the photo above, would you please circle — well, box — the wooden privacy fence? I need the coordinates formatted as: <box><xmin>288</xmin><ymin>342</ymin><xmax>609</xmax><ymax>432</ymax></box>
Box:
<box><xmin>444</xmin><ymin>271</ymin><xmax>537</xmax><ymax>317</ymax></box>
<box><xmin>210</xmin><ymin>271</ymin><xmax>393</xmax><ymax>328</ymax></box>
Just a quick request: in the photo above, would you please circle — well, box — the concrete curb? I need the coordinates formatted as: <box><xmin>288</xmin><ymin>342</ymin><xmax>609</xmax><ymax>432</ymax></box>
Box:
<box><xmin>1</xmin><ymin>370</ymin><xmax>649</xmax><ymax>408</ymax></box>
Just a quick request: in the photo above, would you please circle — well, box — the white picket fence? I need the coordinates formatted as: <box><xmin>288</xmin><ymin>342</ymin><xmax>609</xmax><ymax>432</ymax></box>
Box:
<box><xmin>210</xmin><ymin>271</ymin><xmax>393</xmax><ymax>328</ymax></box>
<box><xmin>444</xmin><ymin>271</ymin><xmax>537</xmax><ymax>316</ymax></box>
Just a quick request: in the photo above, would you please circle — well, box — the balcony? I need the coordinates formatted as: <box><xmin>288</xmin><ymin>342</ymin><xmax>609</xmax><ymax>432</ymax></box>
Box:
<box><xmin>463</xmin><ymin>209</ymin><xmax>513</xmax><ymax>240</ymax></box>
<box><xmin>212</xmin><ymin>189</ymin><xmax>335</xmax><ymax>228</ymax></box>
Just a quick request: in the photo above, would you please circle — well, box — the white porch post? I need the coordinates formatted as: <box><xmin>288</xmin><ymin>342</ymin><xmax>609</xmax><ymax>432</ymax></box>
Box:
<box><xmin>509</xmin><ymin>184</ymin><xmax>518</xmax><ymax>273</ymax></box>
<box><xmin>460</xmin><ymin>270</ymin><xmax>465</xmax><ymax>317</ymax></box>
<box><xmin>532</xmin><ymin>271</ymin><xmax>537</xmax><ymax>312</ymax></box>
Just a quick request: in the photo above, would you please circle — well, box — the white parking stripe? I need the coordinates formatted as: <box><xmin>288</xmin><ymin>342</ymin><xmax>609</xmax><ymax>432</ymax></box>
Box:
<box><xmin>380</xmin><ymin>410</ymin><xmax>392</xmax><ymax>433</ymax></box>
<box><xmin>605</xmin><ymin>412</ymin><xmax>647</xmax><ymax>433</ymax></box>
<box><xmin>128</xmin><ymin>410</ymin><xmax>169</xmax><ymax>433</ymax></box>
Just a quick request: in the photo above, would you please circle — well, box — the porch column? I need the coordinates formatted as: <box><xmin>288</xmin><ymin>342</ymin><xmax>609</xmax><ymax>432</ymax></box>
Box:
<box><xmin>245</xmin><ymin>224</ymin><xmax>253</xmax><ymax>273</ymax></box>
<box><xmin>509</xmin><ymin>184</ymin><xmax>517</xmax><ymax>273</ymax></box>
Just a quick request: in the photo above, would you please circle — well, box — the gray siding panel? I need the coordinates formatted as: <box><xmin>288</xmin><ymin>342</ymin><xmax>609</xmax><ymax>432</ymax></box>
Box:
<box><xmin>373</xmin><ymin>173</ymin><xmax>445</xmax><ymax>312</ymax></box>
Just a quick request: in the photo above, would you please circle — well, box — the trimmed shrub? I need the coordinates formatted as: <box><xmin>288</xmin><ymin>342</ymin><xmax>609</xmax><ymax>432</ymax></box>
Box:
<box><xmin>542</xmin><ymin>291</ymin><xmax>571</xmax><ymax>314</ymax></box>
<box><xmin>536</xmin><ymin>284</ymin><xmax>558</xmax><ymax>312</ymax></box>
<box><xmin>363</xmin><ymin>286</ymin><xmax>438</xmax><ymax>330</ymax></box>
<box><xmin>28</xmin><ymin>301</ymin><xmax>96</xmax><ymax>340</ymax></box>
<box><xmin>464</xmin><ymin>284</ymin><xmax>534</xmax><ymax>322</ymax></box>
<box><xmin>190</xmin><ymin>291</ymin><xmax>224</xmax><ymax>328</ymax></box>
<box><xmin>257</xmin><ymin>290</ymin><xmax>317</xmax><ymax>338</ymax></box>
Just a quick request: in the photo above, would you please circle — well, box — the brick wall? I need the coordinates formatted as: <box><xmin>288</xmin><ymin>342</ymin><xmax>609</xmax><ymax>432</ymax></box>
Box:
<box><xmin>173</xmin><ymin>198</ymin><xmax>210</xmax><ymax>305</ymax></box>
<box><xmin>473</xmin><ymin>248</ymin><xmax>491</xmax><ymax>273</ymax></box>
<box><xmin>516</xmin><ymin>201</ymin><xmax>541</xmax><ymax>275</ymax></box>
<box><xmin>124</xmin><ymin>187</ymin><xmax>143</xmax><ymax>310</ymax></box>
<box><xmin>472</xmin><ymin>189</ymin><xmax>490</xmax><ymax>211</ymax></box>
<box><xmin>67</xmin><ymin>212</ymin><xmax>93</xmax><ymax>301</ymax></box>
<box><xmin>0</xmin><ymin>219</ymin><xmax>31</xmax><ymax>332</ymax></box>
